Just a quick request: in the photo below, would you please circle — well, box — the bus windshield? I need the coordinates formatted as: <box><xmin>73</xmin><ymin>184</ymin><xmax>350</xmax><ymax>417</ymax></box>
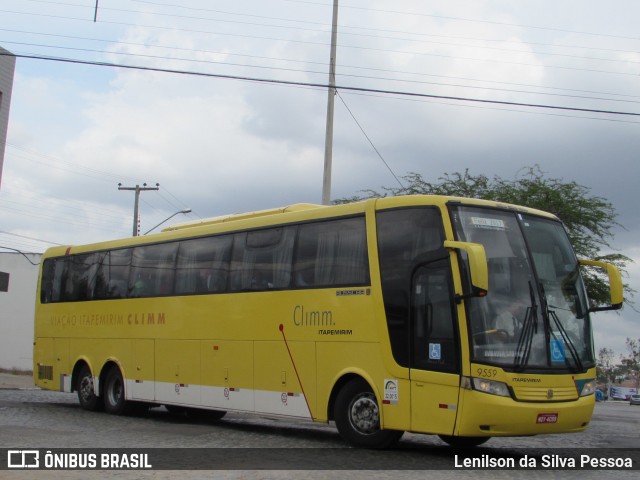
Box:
<box><xmin>450</xmin><ymin>206</ymin><xmax>593</xmax><ymax>372</ymax></box>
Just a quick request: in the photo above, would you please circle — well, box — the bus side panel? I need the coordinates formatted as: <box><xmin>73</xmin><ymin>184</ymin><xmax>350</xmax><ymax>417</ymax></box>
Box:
<box><xmin>34</xmin><ymin>337</ymin><xmax>55</xmax><ymax>390</ymax></box>
<box><xmin>128</xmin><ymin>339</ymin><xmax>155</xmax><ymax>401</ymax></box>
<box><xmin>254</xmin><ymin>341</ymin><xmax>316</xmax><ymax>419</ymax></box>
<box><xmin>381</xmin><ymin>378</ymin><xmax>411</xmax><ymax>431</ymax></box>
<box><xmin>201</xmin><ymin>340</ymin><xmax>254</xmax><ymax>411</ymax></box>
<box><xmin>54</xmin><ymin>338</ymin><xmax>71</xmax><ymax>392</ymax></box>
<box><xmin>316</xmin><ymin>341</ymin><xmax>411</xmax><ymax>430</ymax></box>
<box><xmin>33</xmin><ymin>337</ymin><xmax>71</xmax><ymax>393</ymax></box>
<box><xmin>155</xmin><ymin>339</ymin><xmax>201</xmax><ymax>406</ymax></box>
<box><xmin>68</xmin><ymin>338</ymin><xmax>133</xmax><ymax>392</ymax></box>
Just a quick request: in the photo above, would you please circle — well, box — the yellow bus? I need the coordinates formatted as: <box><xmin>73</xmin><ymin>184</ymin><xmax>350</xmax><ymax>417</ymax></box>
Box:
<box><xmin>33</xmin><ymin>195</ymin><xmax>623</xmax><ymax>448</ymax></box>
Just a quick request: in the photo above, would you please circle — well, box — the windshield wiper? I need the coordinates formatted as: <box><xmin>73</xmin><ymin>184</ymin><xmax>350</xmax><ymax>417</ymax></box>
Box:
<box><xmin>514</xmin><ymin>281</ymin><xmax>538</xmax><ymax>372</ymax></box>
<box><xmin>537</xmin><ymin>281</ymin><xmax>584</xmax><ymax>373</ymax></box>
<box><xmin>548</xmin><ymin>307</ymin><xmax>584</xmax><ymax>373</ymax></box>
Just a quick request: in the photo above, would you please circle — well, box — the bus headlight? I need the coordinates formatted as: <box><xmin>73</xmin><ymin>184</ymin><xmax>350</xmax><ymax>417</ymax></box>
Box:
<box><xmin>577</xmin><ymin>379</ymin><xmax>596</xmax><ymax>397</ymax></box>
<box><xmin>469</xmin><ymin>377</ymin><xmax>511</xmax><ymax>397</ymax></box>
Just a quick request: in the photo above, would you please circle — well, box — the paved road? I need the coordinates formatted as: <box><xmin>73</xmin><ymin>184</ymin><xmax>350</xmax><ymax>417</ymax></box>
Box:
<box><xmin>0</xmin><ymin>377</ymin><xmax>638</xmax><ymax>479</ymax></box>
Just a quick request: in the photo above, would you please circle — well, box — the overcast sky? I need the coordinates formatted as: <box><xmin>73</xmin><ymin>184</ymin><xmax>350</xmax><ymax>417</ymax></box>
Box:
<box><xmin>0</xmin><ymin>0</ymin><xmax>639</xmax><ymax>359</ymax></box>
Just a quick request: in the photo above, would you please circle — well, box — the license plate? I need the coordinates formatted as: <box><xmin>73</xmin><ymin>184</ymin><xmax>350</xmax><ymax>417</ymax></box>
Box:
<box><xmin>537</xmin><ymin>413</ymin><xmax>558</xmax><ymax>424</ymax></box>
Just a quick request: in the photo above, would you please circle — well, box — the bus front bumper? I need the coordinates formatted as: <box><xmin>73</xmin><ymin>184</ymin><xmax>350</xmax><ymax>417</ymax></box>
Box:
<box><xmin>455</xmin><ymin>389</ymin><xmax>595</xmax><ymax>437</ymax></box>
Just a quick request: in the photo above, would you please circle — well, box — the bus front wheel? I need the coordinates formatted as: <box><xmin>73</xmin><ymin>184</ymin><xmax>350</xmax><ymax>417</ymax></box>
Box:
<box><xmin>334</xmin><ymin>378</ymin><xmax>403</xmax><ymax>448</ymax></box>
<box><xmin>76</xmin><ymin>364</ymin><xmax>102</xmax><ymax>411</ymax></box>
<box><xmin>103</xmin><ymin>367</ymin><xmax>131</xmax><ymax>415</ymax></box>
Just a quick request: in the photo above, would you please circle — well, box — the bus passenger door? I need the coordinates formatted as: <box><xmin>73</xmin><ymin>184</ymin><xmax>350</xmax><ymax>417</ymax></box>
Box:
<box><xmin>409</xmin><ymin>259</ymin><xmax>460</xmax><ymax>435</ymax></box>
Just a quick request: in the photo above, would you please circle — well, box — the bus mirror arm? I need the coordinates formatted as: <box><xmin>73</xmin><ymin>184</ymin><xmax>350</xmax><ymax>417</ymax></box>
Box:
<box><xmin>444</xmin><ymin>240</ymin><xmax>489</xmax><ymax>301</ymax></box>
<box><xmin>578</xmin><ymin>259</ymin><xmax>624</xmax><ymax>311</ymax></box>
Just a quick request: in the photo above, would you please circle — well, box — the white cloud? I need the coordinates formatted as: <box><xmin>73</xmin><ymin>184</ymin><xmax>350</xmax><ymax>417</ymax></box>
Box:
<box><xmin>1</xmin><ymin>0</ymin><xmax>640</xmax><ymax>363</ymax></box>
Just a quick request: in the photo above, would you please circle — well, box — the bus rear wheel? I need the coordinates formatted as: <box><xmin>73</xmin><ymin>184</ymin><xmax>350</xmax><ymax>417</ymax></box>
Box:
<box><xmin>76</xmin><ymin>364</ymin><xmax>102</xmax><ymax>411</ymax></box>
<box><xmin>103</xmin><ymin>367</ymin><xmax>131</xmax><ymax>415</ymax></box>
<box><xmin>334</xmin><ymin>378</ymin><xmax>403</xmax><ymax>448</ymax></box>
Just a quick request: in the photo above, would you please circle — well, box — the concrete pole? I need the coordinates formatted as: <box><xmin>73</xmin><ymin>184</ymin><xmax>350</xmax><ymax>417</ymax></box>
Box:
<box><xmin>118</xmin><ymin>183</ymin><xmax>160</xmax><ymax>236</ymax></box>
<box><xmin>322</xmin><ymin>0</ymin><xmax>339</xmax><ymax>206</ymax></box>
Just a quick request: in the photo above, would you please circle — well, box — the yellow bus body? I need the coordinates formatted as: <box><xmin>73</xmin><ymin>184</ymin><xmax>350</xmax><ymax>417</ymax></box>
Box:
<box><xmin>33</xmin><ymin>195</ymin><xmax>612</xmax><ymax>446</ymax></box>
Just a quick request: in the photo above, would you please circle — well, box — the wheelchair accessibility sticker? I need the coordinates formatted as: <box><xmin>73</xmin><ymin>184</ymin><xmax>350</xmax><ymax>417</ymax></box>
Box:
<box><xmin>429</xmin><ymin>343</ymin><xmax>441</xmax><ymax>361</ymax></box>
<box><xmin>550</xmin><ymin>339</ymin><xmax>566</xmax><ymax>363</ymax></box>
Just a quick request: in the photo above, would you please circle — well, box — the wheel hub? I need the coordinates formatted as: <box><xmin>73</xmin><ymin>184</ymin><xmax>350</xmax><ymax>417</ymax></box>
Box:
<box><xmin>79</xmin><ymin>377</ymin><xmax>93</xmax><ymax>402</ymax></box>
<box><xmin>349</xmin><ymin>393</ymin><xmax>379</xmax><ymax>435</ymax></box>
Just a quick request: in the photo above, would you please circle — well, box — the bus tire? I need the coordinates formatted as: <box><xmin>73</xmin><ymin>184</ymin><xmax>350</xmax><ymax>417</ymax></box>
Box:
<box><xmin>76</xmin><ymin>364</ymin><xmax>102</xmax><ymax>412</ymax></box>
<box><xmin>334</xmin><ymin>378</ymin><xmax>403</xmax><ymax>448</ymax></box>
<box><xmin>103</xmin><ymin>367</ymin><xmax>131</xmax><ymax>415</ymax></box>
<box><xmin>438</xmin><ymin>435</ymin><xmax>490</xmax><ymax>447</ymax></box>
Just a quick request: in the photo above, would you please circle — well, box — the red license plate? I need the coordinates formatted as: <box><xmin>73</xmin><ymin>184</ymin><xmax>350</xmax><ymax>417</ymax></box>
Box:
<box><xmin>537</xmin><ymin>413</ymin><xmax>558</xmax><ymax>424</ymax></box>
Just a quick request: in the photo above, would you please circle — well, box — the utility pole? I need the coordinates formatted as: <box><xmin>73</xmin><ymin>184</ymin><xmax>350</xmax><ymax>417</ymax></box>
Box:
<box><xmin>322</xmin><ymin>0</ymin><xmax>339</xmax><ymax>206</ymax></box>
<box><xmin>118</xmin><ymin>183</ymin><xmax>159</xmax><ymax>236</ymax></box>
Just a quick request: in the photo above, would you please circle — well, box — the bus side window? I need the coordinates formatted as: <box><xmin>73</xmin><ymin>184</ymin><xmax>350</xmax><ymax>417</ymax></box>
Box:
<box><xmin>40</xmin><ymin>258</ymin><xmax>60</xmax><ymax>303</ymax></box>
<box><xmin>175</xmin><ymin>235</ymin><xmax>232</xmax><ymax>295</ymax></box>
<box><xmin>61</xmin><ymin>253</ymin><xmax>99</xmax><ymax>302</ymax></box>
<box><xmin>93</xmin><ymin>252</ymin><xmax>110</xmax><ymax>299</ymax></box>
<box><xmin>129</xmin><ymin>243</ymin><xmax>178</xmax><ymax>297</ymax></box>
<box><xmin>230</xmin><ymin>227</ymin><xmax>296</xmax><ymax>291</ymax></box>
<box><xmin>294</xmin><ymin>217</ymin><xmax>369</xmax><ymax>288</ymax></box>
<box><xmin>97</xmin><ymin>249</ymin><xmax>132</xmax><ymax>299</ymax></box>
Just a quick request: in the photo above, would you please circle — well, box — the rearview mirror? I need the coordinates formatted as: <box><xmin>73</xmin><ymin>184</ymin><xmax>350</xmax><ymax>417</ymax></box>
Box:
<box><xmin>578</xmin><ymin>259</ymin><xmax>623</xmax><ymax>311</ymax></box>
<box><xmin>444</xmin><ymin>240</ymin><xmax>488</xmax><ymax>299</ymax></box>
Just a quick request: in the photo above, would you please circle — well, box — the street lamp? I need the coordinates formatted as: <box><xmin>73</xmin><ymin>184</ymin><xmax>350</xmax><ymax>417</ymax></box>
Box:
<box><xmin>143</xmin><ymin>208</ymin><xmax>192</xmax><ymax>235</ymax></box>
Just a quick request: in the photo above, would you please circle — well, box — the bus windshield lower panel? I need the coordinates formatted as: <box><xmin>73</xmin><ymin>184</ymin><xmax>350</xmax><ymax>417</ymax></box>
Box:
<box><xmin>450</xmin><ymin>206</ymin><xmax>593</xmax><ymax>373</ymax></box>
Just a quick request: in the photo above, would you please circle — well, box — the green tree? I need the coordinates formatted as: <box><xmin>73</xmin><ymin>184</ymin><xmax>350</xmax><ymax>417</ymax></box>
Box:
<box><xmin>621</xmin><ymin>338</ymin><xmax>640</xmax><ymax>390</ymax></box>
<box><xmin>337</xmin><ymin>165</ymin><xmax>632</xmax><ymax>307</ymax></box>
<box><xmin>596</xmin><ymin>347</ymin><xmax>616</xmax><ymax>386</ymax></box>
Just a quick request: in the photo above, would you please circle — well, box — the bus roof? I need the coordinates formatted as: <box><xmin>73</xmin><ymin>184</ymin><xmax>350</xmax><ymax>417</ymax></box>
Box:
<box><xmin>162</xmin><ymin>203</ymin><xmax>325</xmax><ymax>232</ymax></box>
<box><xmin>41</xmin><ymin>195</ymin><xmax>559</xmax><ymax>258</ymax></box>
<box><xmin>163</xmin><ymin>195</ymin><xmax>558</xmax><ymax>234</ymax></box>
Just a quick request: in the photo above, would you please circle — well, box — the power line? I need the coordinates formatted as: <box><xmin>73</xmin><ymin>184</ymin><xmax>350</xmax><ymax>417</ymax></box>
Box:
<box><xmin>340</xmin><ymin>88</ymin><xmax>640</xmax><ymax>125</ymax></box>
<box><xmin>104</xmin><ymin>1</ymin><xmax>640</xmax><ymax>64</ymax></box>
<box><xmin>0</xmin><ymin>230</ymin><xmax>62</xmax><ymax>246</ymax></box>
<box><xmin>281</xmin><ymin>0</ymin><xmax>640</xmax><ymax>41</ymax></box>
<box><xmin>5</xmin><ymin>142</ymin><xmax>195</xmax><ymax>225</ymax></box>
<box><xmin>0</xmin><ymin>201</ymin><xmax>124</xmax><ymax>231</ymax></box>
<box><xmin>4</xmin><ymin>51</ymin><xmax>640</xmax><ymax>118</ymax></box>
<box><xmin>0</xmin><ymin>28</ymin><xmax>640</xmax><ymax>108</ymax></box>
<box><xmin>19</xmin><ymin>0</ymin><xmax>640</xmax><ymax>45</ymax></box>
<box><xmin>3</xmin><ymin>8</ymin><xmax>638</xmax><ymax>78</ymax></box>
<box><xmin>0</xmin><ymin>246</ymin><xmax>41</xmax><ymax>265</ymax></box>
<box><xmin>157</xmin><ymin>189</ymin><xmax>199</xmax><ymax>219</ymax></box>
<box><xmin>7</xmin><ymin>142</ymin><xmax>138</xmax><ymax>184</ymax></box>
<box><xmin>4</xmin><ymin>32</ymin><xmax>640</xmax><ymax>105</ymax></box>
<box><xmin>336</xmin><ymin>91</ymin><xmax>405</xmax><ymax>191</ymax></box>
<box><xmin>14</xmin><ymin>0</ymin><xmax>640</xmax><ymax>69</ymax></box>
<box><xmin>6</xmin><ymin>35</ymin><xmax>638</xmax><ymax>82</ymax></box>
<box><xmin>4</xmin><ymin>34</ymin><xmax>638</xmax><ymax>109</ymax></box>
<box><xmin>1</xmin><ymin>196</ymin><xmax>122</xmax><ymax>224</ymax></box>
<box><xmin>21</xmin><ymin>0</ymin><xmax>638</xmax><ymax>43</ymax></box>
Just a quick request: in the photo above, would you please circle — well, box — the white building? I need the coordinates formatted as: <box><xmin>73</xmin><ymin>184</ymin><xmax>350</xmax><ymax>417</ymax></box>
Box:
<box><xmin>0</xmin><ymin>252</ymin><xmax>41</xmax><ymax>370</ymax></box>
<box><xmin>0</xmin><ymin>46</ymin><xmax>16</xmax><ymax>188</ymax></box>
